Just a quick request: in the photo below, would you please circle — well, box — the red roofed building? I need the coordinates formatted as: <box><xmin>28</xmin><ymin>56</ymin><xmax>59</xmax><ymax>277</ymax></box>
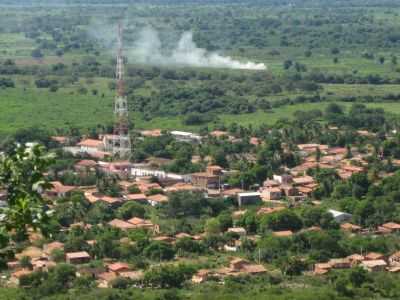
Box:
<box><xmin>360</xmin><ymin>260</ymin><xmax>387</xmax><ymax>272</ymax></box>
<box><xmin>293</xmin><ymin>176</ymin><xmax>315</xmax><ymax>186</ymax></box>
<box><xmin>175</xmin><ymin>232</ymin><xmax>192</xmax><ymax>239</ymax></box>
<box><xmin>65</xmin><ymin>251</ymin><xmax>91</xmax><ymax>264</ymax></box>
<box><xmin>75</xmin><ymin>160</ymin><xmax>97</xmax><ymax>172</ymax></box>
<box><xmin>347</xmin><ymin>254</ymin><xmax>365</xmax><ymax>265</ymax></box>
<box><xmin>297</xmin><ymin>144</ymin><xmax>328</xmax><ymax>154</ymax></box>
<box><xmin>341</xmin><ymin>165</ymin><xmax>364</xmax><ymax>173</ymax></box>
<box><xmin>108</xmin><ymin>219</ymin><xmax>136</xmax><ymax>231</ymax></box>
<box><xmin>210</xmin><ymin>130</ymin><xmax>229</xmax><ymax>138</ymax></box>
<box><xmin>78</xmin><ymin>139</ymin><xmax>104</xmax><ymax>153</ymax></box>
<box><xmin>125</xmin><ymin>193</ymin><xmax>147</xmax><ymax>203</ymax></box>
<box><xmin>327</xmin><ymin>147</ymin><xmax>347</xmax><ymax>155</ymax></box>
<box><xmin>340</xmin><ymin>223</ymin><xmax>362</xmax><ymax>233</ymax></box>
<box><xmin>100</xmin><ymin>196</ymin><xmax>121</xmax><ymax>206</ymax></box>
<box><xmin>46</xmin><ymin>181</ymin><xmax>77</xmax><ymax>198</ymax></box>
<box><xmin>140</xmin><ymin>129</ymin><xmax>162</xmax><ymax>137</ymax></box>
<box><xmin>381</xmin><ymin>222</ymin><xmax>400</xmax><ymax>233</ymax></box>
<box><xmin>365</xmin><ymin>252</ymin><xmax>385</xmax><ymax>261</ymax></box>
<box><xmin>272</xmin><ymin>230</ymin><xmax>293</xmax><ymax>237</ymax></box>
<box><xmin>51</xmin><ymin>136</ymin><xmax>69</xmax><ymax>145</ymax></box>
<box><xmin>107</xmin><ymin>262</ymin><xmax>130</xmax><ymax>274</ymax></box>
<box><xmin>127</xmin><ymin>217</ymin><xmax>159</xmax><ymax>233</ymax></box>
<box><xmin>206</xmin><ymin>165</ymin><xmax>223</xmax><ymax>176</ymax></box>
<box><xmin>147</xmin><ymin>194</ymin><xmax>168</xmax><ymax>206</ymax></box>
<box><xmin>314</xmin><ymin>263</ymin><xmax>331</xmax><ymax>275</ymax></box>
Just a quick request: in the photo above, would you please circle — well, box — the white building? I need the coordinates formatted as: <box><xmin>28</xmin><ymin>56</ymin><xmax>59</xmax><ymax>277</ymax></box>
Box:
<box><xmin>170</xmin><ymin>131</ymin><xmax>202</xmax><ymax>143</ymax></box>
<box><xmin>131</xmin><ymin>167</ymin><xmax>186</xmax><ymax>181</ymax></box>
<box><xmin>328</xmin><ymin>209</ymin><xmax>352</xmax><ymax>223</ymax></box>
<box><xmin>237</xmin><ymin>192</ymin><xmax>261</xmax><ymax>207</ymax></box>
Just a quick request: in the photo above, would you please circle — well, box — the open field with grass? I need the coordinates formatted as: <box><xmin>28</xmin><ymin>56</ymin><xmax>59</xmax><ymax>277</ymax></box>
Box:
<box><xmin>2</xmin><ymin>78</ymin><xmax>400</xmax><ymax>134</ymax></box>
<box><xmin>137</xmin><ymin>101</ymin><xmax>400</xmax><ymax>130</ymax></box>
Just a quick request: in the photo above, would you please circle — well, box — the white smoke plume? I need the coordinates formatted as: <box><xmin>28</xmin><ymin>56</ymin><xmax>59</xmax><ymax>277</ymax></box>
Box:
<box><xmin>130</xmin><ymin>27</ymin><xmax>266</xmax><ymax>71</ymax></box>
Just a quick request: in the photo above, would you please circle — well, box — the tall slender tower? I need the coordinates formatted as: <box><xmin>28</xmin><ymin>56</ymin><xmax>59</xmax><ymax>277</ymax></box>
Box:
<box><xmin>112</xmin><ymin>23</ymin><xmax>131</xmax><ymax>159</ymax></box>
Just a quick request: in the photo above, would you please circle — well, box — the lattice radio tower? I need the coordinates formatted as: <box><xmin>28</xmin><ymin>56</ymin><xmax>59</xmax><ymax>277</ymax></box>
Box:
<box><xmin>112</xmin><ymin>23</ymin><xmax>131</xmax><ymax>159</ymax></box>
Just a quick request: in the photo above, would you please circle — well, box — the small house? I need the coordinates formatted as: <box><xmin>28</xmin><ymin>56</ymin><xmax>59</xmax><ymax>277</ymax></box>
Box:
<box><xmin>381</xmin><ymin>222</ymin><xmax>400</xmax><ymax>233</ymax></box>
<box><xmin>365</xmin><ymin>252</ymin><xmax>385</xmax><ymax>261</ymax></box>
<box><xmin>107</xmin><ymin>262</ymin><xmax>130</xmax><ymax>274</ymax></box>
<box><xmin>237</xmin><ymin>192</ymin><xmax>261</xmax><ymax>207</ymax></box>
<box><xmin>65</xmin><ymin>251</ymin><xmax>91</xmax><ymax>264</ymax></box>
<box><xmin>328</xmin><ymin>209</ymin><xmax>352</xmax><ymax>223</ymax></box>
<box><xmin>340</xmin><ymin>223</ymin><xmax>362</xmax><ymax>233</ymax></box>
<box><xmin>227</xmin><ymin>227</ymin><xmax>247</xmax><ymax>236</ymax></box>
<box><xmin>360</xmin><ymin>260</ymin><xmax>387</xmax><ymax>272</ymax></box>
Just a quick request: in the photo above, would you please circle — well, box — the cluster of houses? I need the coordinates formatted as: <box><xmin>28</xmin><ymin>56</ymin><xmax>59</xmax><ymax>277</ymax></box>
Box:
<box><xmin>314</xmin><ymin>251</ymin><xmax>400</xmax><ymax>275</ymax></box>
<box><xmin>8</xmin><ymin>240</ymin><xmax>143</xmax><ymax>287</ymax></box>
<box><xmin>340</xmin><ymin>221</ymin><xmax>400</xmax><ymax>235</ymax></box>
<box><xmin>292</xmin><ymin>144</ymin><xmax>365</xmax><ymax>179</ymax></box>
<box><xmin>52</xmin><ymin>131</ymin><xmax>370</xmax><ymax>209</ymax></box>
<box><xmin>259</xmin><ymin>143</ymin><xmax>366</xmax><ymax>202</ymax></box>
<box><xmin>4</xmin><ymin>128</ymin><xmax>398</xmax><ymax>287</ymax></box>
<box><xmin>311</xmin><ymin>221</ymin><xmax>400</xmax><ymax>275</ymax></box>
<box><xmin>191</xmin><ymin>258</ymin><xmax>266</xmax><ymax>284</ymax></box>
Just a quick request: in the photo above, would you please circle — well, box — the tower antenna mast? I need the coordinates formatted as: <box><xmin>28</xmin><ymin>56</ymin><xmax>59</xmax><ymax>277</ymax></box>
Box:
<box><xmin>112</xmin><ymin>22</ymin><xmax>131</xmax><ymax>160</ymax></box>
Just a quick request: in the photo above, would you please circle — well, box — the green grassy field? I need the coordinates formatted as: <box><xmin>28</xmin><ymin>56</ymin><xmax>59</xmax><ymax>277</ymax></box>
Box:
<box><xmin>136</xmin><ymin>101</ymin><xmax>400</xmax><ymax>131</ymax></box>
<box><xmin>2</xmin><ymin>78</ymin><xmax>400</xmax><ymax>134</ymax></box>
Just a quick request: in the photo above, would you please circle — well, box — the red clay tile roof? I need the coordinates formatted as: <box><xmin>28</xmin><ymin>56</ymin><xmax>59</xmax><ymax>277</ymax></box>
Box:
<box><xmin>100</xmin><ymin>196</ymin><xmax>121</xmax><ymax>204</ymax></box>
<box><xmin>365</xmin><ymin>252</ymin><xmax>385</xmax><ymax>260</ymax></box>
<box><xmin>340</xmin><ymin>223</ymin><xmax>362</xmax><ymax>231</ymax></box>
<box><xmin>125</xmin><ymin>194</ymin><xmax>147</xmax><ymax>201</ymax></box>
<box><xmin>108</xmin><ymin>219</ymin><xmax>136</xmax><ymax>230</ymax></box>
<box><xmin>50</xmin><ymin>181</ymin><xmax>76</xmax><ymax>194</ymax></box>
<box><xmin>147</xmin><ymin>194</ymin><xmax>168</xmax><ymax>203</ymax></box>
<box><xmin>12</xmin><ymin>269</ymin><xmax>33</xmax><ymax>278</ymax></box>
<box><xmin>175</xmin><ymin>232</ymin><xmax>192</xmax><ymax>239</ymax></box>
<box><xmin>51</xmin><ymin>136</ymin><xmax>68</xmax><ymax>143</ymax></box>
<box><xmin>272</xmin><ymin>230</ymin><xmax>293</xmax><ymax>237</ymax></box>
<box><xmin>76</xmin><ymin>160</ymin><xmax>97</xmax><ymax>167</ymax></box>
<box><xmin>382</xmin><ymin>222</ymin><xmax>400</xmax><ymax>230</ymax></box>
<box><xmin>361</xmin><ymin>259</ymin><xmax>387</xmax><ymax>268</ymax></box>
<box><xmin>108</xmin><ymin>262</ymin><xmax>130</xmax><ymax>272</ymax></box>
<box><xmin>293</xmin><ymin>176</ymin><xmax>315</xmax><ymax>185</ymax></box>
<box><xmin>127</xmin><ymin>217</ymin><xmax>154</xmax><ymax>227</ymax></box>
<box><xmin>78</xmin><ymin>139</ymin><xmax>103</xmax><ymax>148</ymax></box>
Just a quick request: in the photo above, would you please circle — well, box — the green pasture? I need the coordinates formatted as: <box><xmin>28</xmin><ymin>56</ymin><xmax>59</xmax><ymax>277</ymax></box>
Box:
<box><xmin>1</xmin><ymin>79</ymin><xmax>400</xmax><ymax>134</ymax></box>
